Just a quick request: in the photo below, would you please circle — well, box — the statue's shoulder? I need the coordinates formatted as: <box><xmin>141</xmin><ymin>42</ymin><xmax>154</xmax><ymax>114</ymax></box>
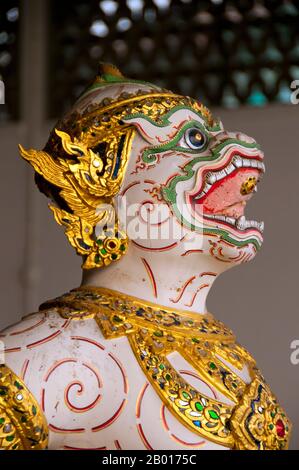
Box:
<box><xmin>0</xmin><ymin>308</ymin><xmax>72</xmax><ymax>358</ymax></box>
<box><xmin>0</xmin><ymin>303</ymin><xmax>102</xmax><ymax>366</ymax></box>
<box><xmin>0</xmin><ymin>309</ymin><xmax>63</xmax><ymax>449</ymax></box>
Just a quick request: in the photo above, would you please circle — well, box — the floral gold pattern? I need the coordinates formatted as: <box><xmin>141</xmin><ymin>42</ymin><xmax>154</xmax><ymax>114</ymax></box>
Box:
<box><xmin>231</xmin><ymin>377</ymin><xmax>291</xmax><ymax>450</ymax></box>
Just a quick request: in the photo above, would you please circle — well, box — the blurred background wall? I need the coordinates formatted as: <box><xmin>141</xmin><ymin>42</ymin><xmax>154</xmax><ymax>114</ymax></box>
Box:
<box><xmin>0</xmin><ymin>0</ymin><xmax>298</xmax><ymax>448</ymax></box>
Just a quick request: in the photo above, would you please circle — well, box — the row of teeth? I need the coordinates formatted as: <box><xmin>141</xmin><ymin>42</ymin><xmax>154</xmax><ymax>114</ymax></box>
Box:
<box><xmin>204</xmin><ymin>214</ymin><xmax>264</xmax><ymax>232</ymax></box>
<box><xmin>194</xmin><ymin>156</ymin><xmax>265</xmax><ymax>201</ymax></box>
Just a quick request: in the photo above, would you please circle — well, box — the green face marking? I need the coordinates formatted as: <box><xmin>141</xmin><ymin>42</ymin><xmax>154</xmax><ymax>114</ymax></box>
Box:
<box><xmin>123</xmin><ymin>105</ymin><xmax>222</xmax><ymax>164</ymax></box>
<box><xmin>162</xmin><ymin>138</ymin><xmax>262</xmax><ymax>251</ymax></box>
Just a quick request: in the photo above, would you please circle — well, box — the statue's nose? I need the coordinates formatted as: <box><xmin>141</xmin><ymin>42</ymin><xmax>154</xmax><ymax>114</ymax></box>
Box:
<box><xmin>223</xmin><ymin>130</ymin><xmax>257</xmax><ymax>145</ymax></box>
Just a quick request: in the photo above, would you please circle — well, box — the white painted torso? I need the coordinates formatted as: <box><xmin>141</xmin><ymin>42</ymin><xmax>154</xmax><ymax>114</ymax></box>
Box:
<box><xmin>1</xmin><ymin>309</ymin><xmax>250</xmax><ymax>450</ymax></box>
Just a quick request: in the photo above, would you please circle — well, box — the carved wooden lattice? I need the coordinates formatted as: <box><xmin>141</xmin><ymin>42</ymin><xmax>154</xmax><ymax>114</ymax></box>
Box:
<box><xmin>0</xmin><ymin>1</ymin><xmax>19</xmax><ymax>122</ymax></box>
<box><xmin>48</xmin><ymin>0</ymin><xmax>299</xmax><ymax>117</ymax></box>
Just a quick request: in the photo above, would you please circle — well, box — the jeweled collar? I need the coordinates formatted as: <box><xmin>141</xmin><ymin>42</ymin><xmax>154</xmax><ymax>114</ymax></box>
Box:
<box><xmin>40</xmin><ymin>286</ymin><xmax>234</xmax><ymax>341</ymax></box>
<box><xmin>39</xmin><ymin>286</ymin><xmax>292</xmax><ymax>450</ymax></box>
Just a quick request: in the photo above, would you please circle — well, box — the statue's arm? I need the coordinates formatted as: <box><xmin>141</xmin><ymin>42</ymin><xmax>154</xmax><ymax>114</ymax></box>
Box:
<box><xmin>0</xmin><ymin>312</ymin><xmax>52</xmax><ymax>450</ymax></box>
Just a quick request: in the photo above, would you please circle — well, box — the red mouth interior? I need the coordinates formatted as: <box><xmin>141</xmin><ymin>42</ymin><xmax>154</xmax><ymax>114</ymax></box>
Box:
<box><xmin>192</xmin><ymin>168</ymin><xmax>260</xmax><ymax>218</ymax></box>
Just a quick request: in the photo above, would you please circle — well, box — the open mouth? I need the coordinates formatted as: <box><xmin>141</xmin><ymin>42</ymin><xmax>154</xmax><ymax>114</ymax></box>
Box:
<box><xmin>189</xmin><ymin>152</ymin><xmax>265</xmax><ymax>234</ymax></box>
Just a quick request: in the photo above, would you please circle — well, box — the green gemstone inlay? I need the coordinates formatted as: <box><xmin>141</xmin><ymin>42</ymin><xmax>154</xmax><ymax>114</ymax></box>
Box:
<box><xmin>165</xmin><ymin>374</ymin><xmax>171</xmax><ymax>381</ymax></box>
<box><xmin>182</xmin><ymin>391</ymin><xmax>190</xmax><ymax>400</ymax></box>
<box><xmin>111</xmin><ymin>253</ymin><xmax>118</xmax><ymax>260</ymax></box>
<box><xmin>32</xmin><ymin>405</ymin><xmax>37</xmax><ymax>416</ymax></box>
<box><xmin>96</xmin><ymin>239</ymin><xmax>103</xmax><ymax>246</ymax></box>
<box><xmin>269</xmin><ymin>423</ymin><xmax>274</xmax><ymax>430</ymax></box>
<box><xmin>191</xmin><ymin>337</ymin><xmax>199</xmax><ymax>344</ymax></box>
<box><xmin>0</xmin><ymin>417</ymin><xmax>5</xmax><ymax>424</ymax></box>
<box><xmin>208</xmin><ymin>410</ymin><xmax>219</xmax><ymax>420</ymax></box>
<box><xmin>113</xmin><ymin>315</ymin><xmax>122</xmax><ymax>323</ymax></box>
<box><xmin>159</xmin><ymin>364</ymin><xmax>165</xmax><ymax>370</ymax></box>
<box><xmin>195</xmin><ymin>402</ymin><xmax>204</xmax><ymax>411</ymax></box>
<box><xmin>6</xmin><ymin>435</ymin><xmax>15</xmax><ymax>442</ymax></box>
<box><xmin>100</xmin><ymin>248</ymin><xmax>107</xmax><ymax>255</ymax></box>
<box><xmin>154</xmin><ymin>330</ymin><xmax>163</xmax><ymax>337</ymax></box>
<box><xmin>120</xmin><ymin>244</ymin><xmax>126</xmax><ymax>251</ymax></box>
<box><xmin>209</xmin><ymin>362</ymin><xmax>216</xmax><ymax>370</ymax></box>
<box><xmin>14</xmin><ymin>380</ymin><xmax>23</xmax><ymax>390</ymax></box>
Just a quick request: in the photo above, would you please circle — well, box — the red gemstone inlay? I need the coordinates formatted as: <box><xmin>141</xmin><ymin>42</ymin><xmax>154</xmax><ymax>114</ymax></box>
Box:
<box><xmin>275</xmin><ymin>419</ymin><xmax>286</xmax><ymax>438</ymax></box>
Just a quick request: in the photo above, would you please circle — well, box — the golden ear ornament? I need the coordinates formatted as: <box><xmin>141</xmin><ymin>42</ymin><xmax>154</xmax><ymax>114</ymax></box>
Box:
<box><xmin>19</xmin><ymin>128</ymin><xmax>132</xmax><ymax>269</ymax></box>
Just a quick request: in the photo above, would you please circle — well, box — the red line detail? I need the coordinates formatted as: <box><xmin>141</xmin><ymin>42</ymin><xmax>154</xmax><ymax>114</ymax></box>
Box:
<box><xmin>137</xmin><ymin>423</ymin><xmax>154</xmax><ymax>450</ymax></box>
<box><xmin>27</xmin><ymin>329</ymin><xmax>63</xmax><ymax>349</ymax></box>
<box><xmin>170</xmin><ymin>276</ymin><xmax>196</xmax><ymax>304</ymax></box>
<box><xmin>200</xmin><ymin>271</ymin><xmax>217</xmax><ymax>277</ymax></box>
<box><xmin>132</xmin><ymin>239</ymin><xmax>178</xmax><ymax>252</ymax></box>
<box><xmin>108</xmin><ymin>352</ymin><xmax>128</xmax><ymax>394</ymax></box>
<box><xmin>114</xmin><ymin>440</ymin><xmax>122</xmax><ymax>450</ymax></box>
<box><xmin>82</xmin><ymin>362</ymin><xmax>103</xmax><ymax>389</ymax></box>
<box><xmin>65</xmin><ymin>381</ymin><xmax>102</xmax><ymax>413</ymax></box>
<box><xmin>49</xmin><ymin>423</ymin><xmax>85</xmax><ymax>434</ymax></box>
<box><xmin>63</xmin><ymin>445</ymin><xmax>107</xmax><ymax>450</ymax></box>
<box><xmin>161</xmin><ymin>405</ymin><xmax>169</xmax><ymax>431</ymax></box>
<box><xmin>21</xmin><ymin>359</ymin><xmax>29</xmax><ymax>380</ymax></box>
<box><xmin>141</xmin><ymin>258</ymin><xmax>157</xmax><ymax>298</ymax></box>
<box><xmin>214</xmin><ymin>256</ymin><xmax>231</xmax><ymax>263</ymax></box>
<box><xmin>41</xmin><ymin>388</ymin><xmax>45</xmax><ymax>412</ymax></box>
<box><xmin>10</xmin><ymin>318</ymin><xmax>46</xmax><ymax>336</ymax></box>
<box><xmin>70</xmin><ymin>336</ymin><xmax>105</xmax><ymax>351</ymax></box>
<box><xmin>181</xmin><ymin>249</ymin><xmax>204</xmax><ymax>257</ymax></box>
<box><xmin>121</xmin><ymin>180</ymin><xmax>140</xmax><ymax>195</ymax></box>
<box><xmin>136</xmin><ymin>383</ymin><xmax>149</xmax><ymax>419</ymax></box>
<box><xmin>4</xmin><ymin>347</ymin><xmax>21</xmax><ymax>353</ymax></box>
<box><xmin>44</xmin><ymin>358</ymin><xmax>77</xmax><ymax>382</ymax></box>
<box><xmin>91</xmin><ymin>399</ymin><xmax>126</xmax><ymax>432</ymax></box>
<box><xmin>184</xmin><ymin>283</ymin><xmax>210</xmax><ymax>308</ymax></box>
<box><xmin>170</xmin><ymin>434</ymin><xmax>205</xmax><ymax>447</ymax></box>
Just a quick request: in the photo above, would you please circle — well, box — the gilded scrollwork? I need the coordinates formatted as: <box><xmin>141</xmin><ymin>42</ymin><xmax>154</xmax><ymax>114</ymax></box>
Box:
<box><xmin>0</xmin><ymin>365</ymin><xmax>48</xmax><ymax>450</ymax></box>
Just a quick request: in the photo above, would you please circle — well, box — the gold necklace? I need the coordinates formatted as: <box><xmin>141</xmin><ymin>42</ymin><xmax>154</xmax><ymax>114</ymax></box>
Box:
<box><xmin>41</xmin><ymin>286</ymin><xmax>291</xmax><ymax>450</ymax></box>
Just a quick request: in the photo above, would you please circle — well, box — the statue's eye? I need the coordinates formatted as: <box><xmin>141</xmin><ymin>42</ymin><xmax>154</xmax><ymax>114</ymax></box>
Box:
<box><xmin>184</xmin><ymin>128</ymin><xmax>207</xmax><ymax>150</ymax></box>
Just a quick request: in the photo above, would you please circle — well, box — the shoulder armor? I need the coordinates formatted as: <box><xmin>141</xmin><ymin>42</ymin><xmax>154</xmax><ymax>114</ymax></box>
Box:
<box><xmin>0</xmin><ymin>364</ymin><xmax>48</xmax><ymax>450</ymax></box>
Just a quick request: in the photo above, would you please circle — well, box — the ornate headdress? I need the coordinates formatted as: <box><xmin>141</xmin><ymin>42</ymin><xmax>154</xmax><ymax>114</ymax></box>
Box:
<box><xmin>19</xmin><ymin>64</ymin><xmax>213</xmax><ymax>269</ymax></box>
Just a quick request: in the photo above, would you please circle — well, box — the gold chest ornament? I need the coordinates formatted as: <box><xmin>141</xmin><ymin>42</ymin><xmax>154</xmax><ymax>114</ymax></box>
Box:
<box><xmin>41</xmin><ymin>286</ymin><xmax>292</xmax><ymax>451</ymax></box>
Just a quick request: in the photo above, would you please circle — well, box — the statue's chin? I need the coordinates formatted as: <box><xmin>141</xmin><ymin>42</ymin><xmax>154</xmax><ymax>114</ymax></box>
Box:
<box><xmin>201</xmin><ymin>231</ymin><xmax>262</xmax><ymax>266</ymax></box>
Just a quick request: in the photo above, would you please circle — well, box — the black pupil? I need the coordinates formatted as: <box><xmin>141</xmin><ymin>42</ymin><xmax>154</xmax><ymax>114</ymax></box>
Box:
<box><xmin>188</xmin><ymin>129</ymin><xmax>204</xmax><ymax>147</ymax></box>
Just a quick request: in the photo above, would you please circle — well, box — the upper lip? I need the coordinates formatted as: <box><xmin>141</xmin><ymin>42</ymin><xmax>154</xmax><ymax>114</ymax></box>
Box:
<box><xmin>189</xmin><ymin>150</ymin><xmax>265</xmax><ymax>233</ymax></box>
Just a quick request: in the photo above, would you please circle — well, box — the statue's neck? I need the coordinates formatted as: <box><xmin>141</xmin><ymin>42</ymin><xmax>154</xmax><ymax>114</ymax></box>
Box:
<box><xmin>81</xmin><ymin>247</ymin><xmax>227</xmax><ymax>314</ymax></box>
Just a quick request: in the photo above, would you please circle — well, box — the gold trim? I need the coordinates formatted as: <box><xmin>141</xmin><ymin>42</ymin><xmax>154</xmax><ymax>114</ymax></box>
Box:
<box><xmin>0</xmin><ymin>365</ymin><xmax>48</xmax><ymax>450</ymax></box>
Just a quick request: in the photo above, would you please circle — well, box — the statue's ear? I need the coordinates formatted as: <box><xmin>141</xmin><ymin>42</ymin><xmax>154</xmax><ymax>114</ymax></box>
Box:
<box><xmin>122</xmin><ymin>113</ymin><xmax>187</xmax><ymax>146</ymax></box>
<box><xmin>121</xmin><ymin>116</ymin><xmax>160</xmax><ymax>145</ymax></box>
